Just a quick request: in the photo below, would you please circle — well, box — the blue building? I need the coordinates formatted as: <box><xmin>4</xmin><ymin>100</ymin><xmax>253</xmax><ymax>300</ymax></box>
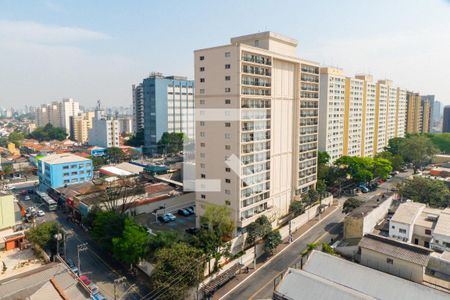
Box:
<box><xmin>133</xmin><ymin>73</ymin><xmax>195</xmax><ymax>154</ymax></box>
<box><xmin>38</xmin><ymin>153</ymin><xmax>93</xmax><ymax>189</ymax></box>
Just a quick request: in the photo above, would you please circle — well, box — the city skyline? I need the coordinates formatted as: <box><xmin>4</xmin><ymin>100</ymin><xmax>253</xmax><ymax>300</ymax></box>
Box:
<box><xmin>1</xmin><ymin>0</ymin><xmax>450</xmax><ymax>108</ymax></box>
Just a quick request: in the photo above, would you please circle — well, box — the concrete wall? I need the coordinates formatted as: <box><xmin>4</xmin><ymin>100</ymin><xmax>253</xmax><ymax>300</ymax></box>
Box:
<box><xmin>360</xmin><ymin>247</ymin><xmax>424</xmax><ymax>283</ymax></box>
<box><xmin>0</xmin><ymin>194</ymin><xmax>16</xmax><ymax>230</ymax></box>
<box><xmin>130</xmin><ymin>192</ymin><xmax>195</xmax><ymax>216</ymax></box>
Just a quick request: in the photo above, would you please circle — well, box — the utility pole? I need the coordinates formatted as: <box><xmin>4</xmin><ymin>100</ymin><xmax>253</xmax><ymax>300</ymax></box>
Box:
<box><xmin>62</xmin><ymin>229</ymin><xmax>72</xmax><ymax>259</ymax></box>
<box><xmin>114</xmin><ymin>277</ymin><xmax>126</xmax><ymax>300</ymax></box>
<box><xmin>54</xmin><ymin>229</ymin><xmax>62</xmax><ymax>261</ymax></box>
<box><xmin>77</xmin><ymin>243</ymin><xmax>88</xmax><ymax>274</ymax></box>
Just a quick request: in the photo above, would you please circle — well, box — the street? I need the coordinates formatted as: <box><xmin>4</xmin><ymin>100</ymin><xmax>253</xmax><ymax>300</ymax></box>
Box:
<box><xmin>219</xmin><ymin>170</ymin><xmax>413</xmax><ymax>300</ymax></box>
<box><xmin>14</xmin><ymin>188</ymin><xmax>150</xmax><ymax>300</ymax></box>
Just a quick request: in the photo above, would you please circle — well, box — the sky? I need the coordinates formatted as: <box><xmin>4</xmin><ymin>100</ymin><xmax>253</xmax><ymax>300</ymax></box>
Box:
<box><xmin>1</xmin><ymin>0</ymin><xmax>450</xmax><ymax>109</ymax></box>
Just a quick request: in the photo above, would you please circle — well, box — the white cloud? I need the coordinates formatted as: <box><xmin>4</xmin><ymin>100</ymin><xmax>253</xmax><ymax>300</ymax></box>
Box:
<box><xmin>0</xmin><ymin>20</ymin><xmax>110</xmax><ymax>44</ymax></box>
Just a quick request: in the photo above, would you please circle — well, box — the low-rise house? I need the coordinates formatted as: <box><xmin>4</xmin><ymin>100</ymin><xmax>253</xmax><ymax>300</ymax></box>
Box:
<box><xmin>359</xmin><ymin>234</ymin><xmax>432</xmax><ymax>283</ymax></box>
<box><xmin>389</xmin><ymin>201</ymin><xmax>425</xmax><ymax>243</ymax></box>
<box><xmin>273</xmin><ymin>250</ymin><xmax>449</xmax><ymax>300</ymax></box>
<box><xmin>37</xmin><ymin>153</ymin><xmax>93</xmax><ymax>189</ymax></box>
<box><xmin>431</xmin><ymin>208</ymin><xmax>450</xmax><ymax>252</ymax></box>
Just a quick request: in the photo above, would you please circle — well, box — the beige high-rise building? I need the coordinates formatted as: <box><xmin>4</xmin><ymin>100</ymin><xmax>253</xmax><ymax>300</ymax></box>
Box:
<box><xmin>35</xmin><ymin>98</ymin><xmax>79</xmax><ymax>134</ymax></box>
<box><xmin>406</xmin><ymin>92</ymin><xmax>423</xmax><ymax>134</ymax></box>
<box><xmin>320</xmin><ymin>72</ymin><xmax>407</xmax><ymax>159</ymax></box>
<box><xmin>194</xmin><ymin>32</ymin><xmax>319</xmax><ymax>229</ymax></box>
<box><xmin>70</xmin><ymin>112</ymin><xmax>95</xmax><ymax>144</ymax></box>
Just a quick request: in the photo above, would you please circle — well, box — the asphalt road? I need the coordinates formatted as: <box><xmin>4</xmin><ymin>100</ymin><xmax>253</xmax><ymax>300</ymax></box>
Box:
<box><xmin>221</xmin><ymin>170</ymin><xmax>414</xmax><ymax>300</ymax></box>
<box><xmin>15</xmin><ymin>189</ymin><xmax>149</xmax><ymax>300</ymax></box>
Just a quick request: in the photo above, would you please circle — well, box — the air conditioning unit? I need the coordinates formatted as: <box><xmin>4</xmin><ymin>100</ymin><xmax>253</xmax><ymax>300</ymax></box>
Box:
<box><xmin>426</xmin><ymin>215</ymin><xmax>439</xmax><ymax>222</ymax></box>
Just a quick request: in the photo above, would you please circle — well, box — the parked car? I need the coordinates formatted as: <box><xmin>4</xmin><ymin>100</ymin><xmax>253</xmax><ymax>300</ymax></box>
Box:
<box><xmin>166</xmin><ymin>213</ymin><xmax>176</xmax><ymax>221</ymax></box>
<box><xmin>66</xmin><ymin>258</ymin><xmax>75</xmax><ymax>268</ymax></box>
<box><xmin>185</xmin><ymin>207</ymin><xmax>194</xmax><ymax>214</ymax></box>
<box><xmin>185</xmin><ymin>227</ymin><xmax>199</xmax><ymax>235</ymax></box>
<box><xmin>90</xmin><ymin>292</ymin><xmax>106</xmax><ymax>300</ymax></box>
<box><xmin>80</xmin><ymin>275</ymin><xmax>91</xmax><ymax>285</ymax></box>
<box><xmin>70</xmin><ymin>266</ymin><xmax>80</xmax><ymax>276</ymax></box>
<box><xmin>358</xmin><ymin>184</ymin><xmax>369</xmax><ymax>193</ymax></box>
<box><xmin>24</xmin><ymin>195</ymin><xmax>31</xmax><ymax>201</ymax></box>
<box><xmin>89</xmin><ymin>283</ymin><xmax>99</xmax><ymax>294</ymax></box>
<box><xmin>158</xmin><ymin>214</ymin><xmax>171</xmax><ymax>223</ymax></box>
<box><xmin>178</xmin><ymin>209</ymin><xmax>190</xmax><ymax>216</ymax></box>
<box><xmin>37</xmin><ymin>210</ymin><xmax>45</xmax><ymax>217</ymax></box>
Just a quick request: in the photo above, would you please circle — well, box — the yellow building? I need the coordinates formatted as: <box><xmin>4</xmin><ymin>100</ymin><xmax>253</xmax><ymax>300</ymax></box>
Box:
<box><xmin>406</xmin><ymin>92</ymin><xmax>423</xmax><ymax>134</ymax></box>
<box><xmin>71</xmin><ymin>112</ymin><xmax>95</xmax><ymax>144</ymax></box>
<box><xmin>7</xmin><ymin>143</ymin><xmax>20</xmax><ymax>156</ymax></box>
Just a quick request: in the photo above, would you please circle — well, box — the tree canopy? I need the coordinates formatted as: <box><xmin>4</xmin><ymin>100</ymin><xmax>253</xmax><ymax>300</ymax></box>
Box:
<box><xmin>26</xmin><ymin>222</ymin><xmax>59</xmax><ymax>254</ymax></box>
<box><xmin>28</xmin><ymin>123</ymin><xmax>67</xmax><ymax>141</ymax></box>
<box><xmin>200</xmin><ymin>204</ymin><xmax>234</xmax><ymax>239</ymax></box>
<box><xmin>263</xmin><ymin>230</ymin><xmax>282</xmax><ymax>255</ymax></box>
<box><xmin>151</xmin><ymin>243</ymin><xmax>204</xmax><ymax>300</ymax></box>
<box><xmin>343</xmin><ymin>197</ymin><xmax>363</xmax><ymax>214</ymax></box>
<box><xmin>398</xmin><ymin>135</ymin><xmax>438</xmax><ymax>172</ymax></box>
<box><xmin>245</xmin><ymin>215</ymin><xmax>272</xmax><ymax>246</ymax></box>
<box><xmin>8</xmin><ymin>131</ymin><xmax>25</xmax><ymax>146</ymax></box>
<box><xmin>105</xmin><ymin>147</ymin><xmax>125</xmax><ymax>164</ymax></box>
<box><xmin>157</xmin><ymin>132</ymin><xmax>185</xmax><ymax>154</ymax></box>
<box><xmin>427</xmin><ymin>133</ymin><xmax>450</xmax><ymax>154</ymax></box>
<box><xmin>398</xmin><ymin>177</ymin><xmax>450</xmax><ymax>208</ymax></box>
<box><xmin>376</xmin><ymin>151</ymin><xmax>404</xmax><ymax>171</ymax></box>
<box><xmin>125</xmin><ymin>129</ymin><xmax>144</xmax><ymax>147</ymax></box>
<box><xmin>112</xmin><ymin>217</ymin><xmax>149</xmax><ymax>266</ymax></box>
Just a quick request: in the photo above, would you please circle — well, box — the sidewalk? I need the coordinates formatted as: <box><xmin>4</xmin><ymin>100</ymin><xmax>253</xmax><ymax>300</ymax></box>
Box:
<box><xmin>211</xmin><ymin>202</ymin><xmax>340</xmax><ymax>299</ymax></box>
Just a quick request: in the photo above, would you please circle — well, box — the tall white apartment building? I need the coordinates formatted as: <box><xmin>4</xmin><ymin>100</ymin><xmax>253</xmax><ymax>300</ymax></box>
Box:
<box><xmin>382</xmin><ymin>81</ymin><xmax>398</xmax><ymax>143</ymax></box>
<box><xmin>88</xmin><ymin>116</ymin><xmax>120</xmax><ymax>148</ymax></box>
<box><xmin>60</xmin><ymin>98</ymin><xmax>80</xmax><ymax>134</ymax></box>
<box><xmin>374</xmin><ymin>81</ymin><xmax>388</xmax><ymax>153</ymax></box>
<box><xmin>356</xmin><ymin>75</ymin><xmax>377</xmax><ymax>157</ymax></box>
<box><xmin>319</xmin><ymin>68</ymin><xmax>345</xmax><ymax>162</ymax></box>
<box><xmin>194</xmin><ymin>32</ymin><xmax>319</xmax><ymax>229</ymax></box>
<box><xmin>36</xmin><ymin>105</ymin><xmax>49</xmax><ymax>127</ymax></box>
<box><xmin>396</xmin><ymin>88</ymin><xmax>407</xmax><ymax>138</ymax></box>
<box><xmin>343</xmin><ymin>78</ymin><xmax>364</xmax><ymax>157</ymax></box>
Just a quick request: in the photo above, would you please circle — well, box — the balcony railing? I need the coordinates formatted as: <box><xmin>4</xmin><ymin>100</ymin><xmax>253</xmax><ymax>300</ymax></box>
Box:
<box><xmin>242</xmin><ymin>54</ymin><xmax>272</xmax><ymax>66</ymax></box>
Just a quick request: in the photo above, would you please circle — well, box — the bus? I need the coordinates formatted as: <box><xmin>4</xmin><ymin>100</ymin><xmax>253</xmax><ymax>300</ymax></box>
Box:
<box><xmin>36</xmin><ymin>191</ymin><xmax>57</xmax><ymax>211</ymax></box>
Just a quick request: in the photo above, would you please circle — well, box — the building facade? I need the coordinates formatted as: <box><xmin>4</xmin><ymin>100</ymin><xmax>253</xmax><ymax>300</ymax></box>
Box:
<box><xmin>118</xmin><ymin>116</ymin><xmax>133</xmax><ymax>134</ymax></box>
<box><xmin>443</xmin><ymin>105</ymin><xmax>450</xmax><ymax>133</ymax></box>
<box><xmin>319</xmin><ymin>73</ymin><xmax>407</xmax><ymax>161</ymax></box>
<box><xmin>132</xmin><ymin>83</ymin><xmax>144</xmax><ymax>133</ymax></box>
<box><xmin>35</xmin><ymin>98</ymin><xmax>80</xmax><ymax>134</ymax></box>
<box><xmin>88</xmin><ymin>116</ymin><xmax>120</xmax><ymax>148</ymax></box>
<box><xmin>70</xmin><ymin>111</ymin><xmax>95</xmax><ymax>144</ymax></box>
<box><xmin>194</xmin><ymin>32</ymin><xmax>319</xmax><ymax>230</ymax></box>
<box><xmin>38</xmin><ymin>153</ymin><xmax>93</xmax><ymax>189</ymax></box>
<box><xmin>134</xmin><ymin>73</ymin><xmax>195</xmax><ymax>154</ymax></box>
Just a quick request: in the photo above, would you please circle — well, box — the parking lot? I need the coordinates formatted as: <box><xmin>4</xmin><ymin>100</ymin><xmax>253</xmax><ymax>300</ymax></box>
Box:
<box><xmin>134</xmin><ymin>207</ymin><xmax>196</xmax><ymax>235</ymax></box>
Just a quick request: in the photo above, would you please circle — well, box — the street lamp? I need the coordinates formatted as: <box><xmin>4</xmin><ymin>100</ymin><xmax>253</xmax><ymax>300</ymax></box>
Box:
<box><xmin>113</xmin><ymin>276</ymin><xmax>126</xmax><ymax>300</ymax></box>
<box><xmin>54</xmin><ymin>231</ymin><xmax>63</xmax><ymax>261</ymax></box>
<box><xmin>77</xmin><ymin>242</ymin><xmax>88</xmax><ymax>274</ymax></box>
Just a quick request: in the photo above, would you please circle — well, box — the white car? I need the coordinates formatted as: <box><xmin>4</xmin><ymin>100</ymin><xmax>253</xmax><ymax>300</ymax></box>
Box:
<box><xmin>37</xmin><ymin>210</ymin><xmax>45</xmax><ymax>217</ymax></box>
<box><xmin>24</xmin><ymin>195</ymin><xmax>31</xmax><ymax>201</ymax></box>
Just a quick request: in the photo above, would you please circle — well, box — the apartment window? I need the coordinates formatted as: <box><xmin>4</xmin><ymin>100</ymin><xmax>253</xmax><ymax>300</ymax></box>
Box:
<box><xmin>225</xmin><ymin>99</ymin><xmax>231</xmax><ymax>104</ymax></box>
<box><xmin>391</xmin><ymin>226</ymin><xmax>395</xmax><ymax>229</ymax></box>
<box><xmin>200</xmin><ymin>131</ymin><xmax>205</xmax><ymax>137</ymax></box>
<box><xmin>225</xmin><ymin>145</ymin><xmax>231</xmax><ymax>150</ymax></box>
<box><xmin>225</xmin><ymin>179</ymin><xmax>231</xmax><ymax>183</ymax></box>
<box><xmin>225</xmin><ymin>88</ymin><xmax>231</xmax><ymax>93</ymax></box>
<box><xmin>63</xmin><ymin>173</ymin><xmax>69</xmax><ymax>177</ymax></box>
<box><xmin>201</xmin><ymin>174</ymin><xmax>206</xmax><ymax>178</ymax></box>
<box><xmin>399</xmin><ymin>229</ymin><xmax>407</xmax><ymax>234</ymax></box>
<box><xmin>79</xmin><ymin>164</ymin><xmax>84</xmax><ymax>168</ymax></box>
<box><xmin>224</xmin><ymin>133</ymin><xmax>231</xmax><ymax>139</ymax></box>
<box><xmin>200</xmin><ymin>142</ymin><xmax>206</xmax><ymax>147</ymax></box>
<box><xmin>425</xmin><ymin>229</ymin><xmax>432</xmax><ymax>235</ymax></box>
<box><xmin>86</xmin><ymin>163</ymin><xmax>91</xmax><ymax>167</ymax></box>
<box><xmin>386</xmin><ymin>258</ymin><xmax>394</xmax><ymax>264</ymax></box>
<box><xmin>254</xmin><ymin>40</ymin><xmax>259</xmax><ymax>47</ymax></box>
<box><xmin>71</xmin><ymin>165</ymin><xmax>77</xmax><ymax>169</ymax></box>
<box><xmin>200</xmin><ymin>56</ymin><xmax>205</xmax><ymax>61</ymax></box>
<box><xmin>64</xmin><ymin>180</ymin><xmax>70</xmax><ymax>184</ymax></box>
<box><xmin>63</xmin><ymin>166</ymin><xmax>69</xmax><ymax>170</ymax></box>
<box><xmin>201</xmin><ymin>194</ymin><xmax>206</xmax><ymax>199</ymax></box>
<box><xmin>225</xmin><ymin>52</ymin><xmax>231</xmax><ymax>57</ymax></box>
<box><xmin>200</xmin><ymin>89</ymin><xmax>205</xmax><ymax>94</ymax></box>
<box><xmin>225</xmin><ymin>122</ymin><xmax>231</xmax><ymax>127</ymax></box>
<box><xmin>200</xmin><ymin>163</ymin><xmax>205</xmax><ymax>168</ymax></box>
<box><xmin>200</xmin><ymin>67</ymin><xmax>205</xmax><ymax>72</ymax></box>
<box><xmin>200</xmin><ymin>78</ymin><xmax>205</xmax><ymax>83</ymax></box>
<box><xmin>225</xmin><ymin>76</ymin><xmax>231</xmax><ymax>81</ymax></box>
<box><xmin>225</xmin><ymin>167</ymin><xmax>231</xmax><ymax>172</ymax></box>
<box><xmin>200</xmin><ymin>121</ymin><xmax>205</xmax><ymax>126</ymax></box>
<box><xmin>80</xmin><ymin>170</ymin><xmax>85</xmax><ymax>174</ymax></box>
<box><xmin>225</xmin><ymin>64</ymin><xmax>231</xmax><ymax>69</ymax></box>
<box><xmin>200</xmin><ymin>153</ymin><xmax>205</xmax><ymax>158</ymax></box>
<box><xmin>200</xmin><ymin>99</ymin><xmax>205</xmax><ymax>105</ymax></box>
<box><xmin>71</xmin><ymin>171</ymin><xmax>78</xmax><ymax>175</ymax></box>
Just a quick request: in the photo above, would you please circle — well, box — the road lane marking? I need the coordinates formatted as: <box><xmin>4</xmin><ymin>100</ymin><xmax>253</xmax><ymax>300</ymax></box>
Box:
<box><xmin>218</xmin><ymin>205</ymin><xmax>342</xmax><ymax>300</ymax></box>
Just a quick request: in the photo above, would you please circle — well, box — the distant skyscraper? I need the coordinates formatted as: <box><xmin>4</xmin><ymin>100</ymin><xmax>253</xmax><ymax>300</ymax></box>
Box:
<box><xmin>443</xmin><ymin>106</ymin><xmax>450</xmax><ymax>133</ymax></box>
<box><xmin>35</xmin><ymin>98</ymin><xmax>79</xmax><ymax>134</ymax></box>
<box><xmin>133</xmin><ymin>73</ymin><xmax>194</xmax><ymax>154</ymax></box>
<box><xmin>88</xmin><ymin>103</ymin><xmax>120</xmax><ymax>148</ymax></box>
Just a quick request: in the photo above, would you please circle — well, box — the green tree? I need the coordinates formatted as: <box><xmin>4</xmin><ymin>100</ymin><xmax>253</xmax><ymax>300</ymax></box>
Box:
<box><xmin>335</xmin><ymin>156</ymin><xmax>374</xmax><ymax>184</ymax></box>
<box><xmin>427</xmin><ymin>133</ymin><xmax>450</xmax><ymax>154</ymax></box>
<box><xmin>343</xmin><ymin>197</ymin><xmax>363</xmax><ymax>214</ymax></box>
<box><xmin>245</xmin><ymin>215</ymin><xmax>272</xmax><ymax>246</ymax></box>
<box><xmin>112</xmin><ymin>217</ymin><xmax>149</xmax><ymax>266</ymax></box>
<box><xmin>148</xmin><ymin>231</ymin><xmax>179</xmax><ymax>261</ymax></box>
<box><xmin>372</xmin><ymin>157</ymin><xmax>392</xmax><ymax>179</ymax></box>
<box><xmin>385</xmin><ymin>137</ymin><xmax>405</xmax><ymax>155</ymax></box>
<box><xmin>289</xmin><ymin>201</ymin><xmax>305</xmax><ymax>217</ymax></box>
<box><xmin>91</xmin><ymin>211</ymin><xmax>126</xmax><ymax>252</ymax></box>
<box><xmin>376</xmin><ymin>151</ymin><xmax>403</xmax><ymax>171</ymax></box>
<box><xmin>302</xmin><ymin>242</ymin><xmax>319</xmax><ymax>255</ymax></box>
<box><xmin>316</xmin><ymin>179</ymin><xmax>327</xmax><ymax>197</ymax></box>
<box><xmin>263</xmin><ymin>230</ymin><xmax>282</xmax><ymax>255</ymax></box>
<box><xmin>28</xmin><ymin>123</ymin><xmax>67</xmax><ymax>141</ymax></box>
<box><xmin>398</xmin><ymin>135</ymin><xmax>438</xmax><ymax>173</ymax></box>
<box><xmin>151</xmin><ymin>243</ymin><xmax>204</xmax><ymax>300</ymax></box>
<box><xmin>157</xmin><ymin>132</ymin><xmax>185</xmax><ymax>154</ymax></box>
<box><xmin>8</xmin><ymin>131</ymin><xmax>25</xmax><ymax>147</ymax></box>
<box><xmin>200</xmin><ymin>204</ymin><xmax>234</xmax><ymax>239</ymax></box>
<box><xmin>398</xmin><ymin>177</ymin><xmax>450</xmax><ymax>208</ymax></box>
<box><xmin>125</xmin><ymin>129</ymin><xmax>144</xmax><ymax>147</ymax></box>
<box><xmin>92</xmin><ymin>156</ymin><xmax>107</xmax><ymax>170</ymax></box>
<box><xmin>26</xmin><ymin>222</ymin><xmax>59</xmax><ymax>254</ymax></box>
<box><xmin>321</xmin><ymin>243</ymin><xmax>335</xmax><ymax>255</ymax></box>
<box><xmin>106</xmin><ymin>147</ymin><xmax>125</xmax><ymax>164</ymax></box>
<box><xmin>318</xmin><ymin>151</ymin><xmax>330</xmax><ymax>165</ymax></box>
<box><xmin>2</xmin><ymin>164</ymin><xmax>13</xmax><ymax>175</ymax></box>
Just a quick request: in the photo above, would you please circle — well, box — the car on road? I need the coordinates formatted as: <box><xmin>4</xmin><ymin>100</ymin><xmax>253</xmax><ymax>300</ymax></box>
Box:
<box><xmin>358</xmin><ymin>184</ymin><xmax>369</xmax><ymax>193</ymax></box>
<box><xmin>158</xmin><ymin>213</ymin><xmax>176</xmax><ymax>223</ymax></box>
<box><xmin>80</xmin><ymin>275</ymin><xmax>91</xmax><ymax>285</ymax></box>
<box><xmin>185</xmin><ymin>207</ymin><xmax>194</xmax><ymax>214</ymax></box>
<box><xmin>37</xmin><ymin>210</ymin><xmax>45</xmax><ymax>217</ymax></box>
<box><xmin>70</xmin><ymin>266</ymin><xmax>80</xmax><ymax>276</ymax></box>
<box><xmin>90</xmin><ymin>292</ymin><xmax>106</xmax><ymax>300</ymax></box>
<box><xmin>66</xmin><ymin>258</ymin><xmax>75</xmax><ymax>268</ymax></box>
<box><xmin>166</xmin><ymin>212</ymin><xmax>176</xmax><ymax>221</ymax></box>
<box><xmin>178</xmin><ymin>209</ymin><xmax>190</xmax><ymax>216</ymax></box>
<box><xmin>24</xmin><ymin>195</ymin><xmax>31</xmax><ymax>201</ymax></box>
<box><xmin>88</xmin><ymin>283</ymin><xmax>99</xmax><ymax>294</ymax></box>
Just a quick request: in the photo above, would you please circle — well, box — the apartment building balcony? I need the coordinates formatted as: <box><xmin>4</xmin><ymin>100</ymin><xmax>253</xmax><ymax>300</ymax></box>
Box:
<box><xmin>242</xmin><ymin>65</ymin><xmax>272</xmax><ymax>77</ymax></box>
<box><xmin>241</xmin><ymin>99</ymin><xmax>271</xmax><ymax>109</ymax></box>
<box><xmin>300</xmin><ymin>91</ymin><xmax>319</xmax><ymax>99</ymax></box>
<box><xmin>239</xmin><ymin>203</ymin><xmax>273</xmax><ymax>227</ymax></box>
<box><xmin>242</xmin><ymin>121</ymin><xmax>271</xmax><ymax>131</ymax></box>
<box><xmin>300</xmin><ymin>111</ymin><xmax>318</xmax><ymax>117</ymax></box>
<box><xmin>301</xmin><ymin>65</ymin><xmax>319</xmax><ymax>74</ymax></box>
<box><xmin>241</xmin><ymin>141</ymin><xmax>271</xmax><ymax>154</ymax></box>
<box><xmin>241</xmin><ymin>53</ymin><xmax>272</xmax><ymax>66</ymax></box>
<box><xmin>301</xmin><ymin>85</ymin><xmax>319</xmax><ymax>92</ymax></box>
<box><xmin>300</xmin><ymin>120</ymin><xmax>318</xmax><ymax>126</ymax></box>
<box><xmin>241</xmin><ymin>131</ymin><xmax>271</xmax><ymax>143</ymax></box>
<box><xmin>242</xmin><ymin>88</ymin><xmax>271</xmax><ymax>97</ymax></box>
<box><xmin>242</xmin><ymin>110</ymin><xmax>271</xmax><ymax>120</ymax></box>
<box><xmin>301</xmin><ymin>75</ymin><xmax>319</xmax><ymax>83</ymax></box>
<box><xmin>242</xmin><ymin>78</ymin><xmax>271</xmax><ymax>88</ymax></box>
<box><xmin>241</xmin><ymin>175</ymin><xmax>271</xmax><ymax>188</ymax></box>
<box><xmin>300</xmin><ymin>102</ymin><xmax>319</xmax><ymax>109</ymax></box>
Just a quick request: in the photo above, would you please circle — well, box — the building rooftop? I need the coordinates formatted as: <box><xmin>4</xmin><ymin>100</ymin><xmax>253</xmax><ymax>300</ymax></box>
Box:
<box><xmin>348</xmin><ymin>193</ymin><xmax>393</xmax><ymax>218</ymax></box>
<box><xmin>414</xmin><ymin>207</ymin><xmax>441</xmax><ymax>228</ymax></box>
<box><xmin>230</xmin><ymin>31</ymin><xmax>298</xmax><ymax>47</ymax></box>
<box><xmin>391</xmin><ymin>201</ymin><xmax>425</xmax><ymax>225</ymax></box>
<box><xmin>39</xmin><ymin>153</ymin><xmax>90</xmax><ymax>164</ymax></box>
<box><xmin>274</xmin><ymin>250</ymin><xmax>449</xmax><ymax>300</ymax></box>
<box><xmin>359</xmin><ymin>234</ymin><xmax>432</xmax><ymax>266</ymax></box>
<box><xmin>433</xmin><ymin>209</ymin><xmax>450</xmax><ymax>237</ymax></box>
